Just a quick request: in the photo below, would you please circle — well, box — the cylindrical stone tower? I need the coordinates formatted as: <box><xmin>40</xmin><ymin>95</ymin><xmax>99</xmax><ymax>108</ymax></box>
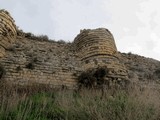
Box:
<box><xmin>73</xmin><ymin>28</ymin><xmax>128</xmax><ymax>80</ymax></box>
<box><xmin>0</xmin><ymin>9</ymin><xmax>17</xmax><ymax>57</ymax></box>
<box><xmin>74</xmin><ymin>28</ymin><xmax>117</xmax><ymax>60</ymax></box>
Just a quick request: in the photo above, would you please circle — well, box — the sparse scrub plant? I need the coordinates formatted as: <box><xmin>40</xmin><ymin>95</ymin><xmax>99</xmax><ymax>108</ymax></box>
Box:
<box><xmin>24</xmin><ymin>32</ymin><xmax>49</xmax><ymax>41</ymax></box>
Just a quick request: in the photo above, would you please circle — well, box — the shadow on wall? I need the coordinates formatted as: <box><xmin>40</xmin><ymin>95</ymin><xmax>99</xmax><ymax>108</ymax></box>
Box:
<box><xmin>0</xmin><ymin>64</ymin><xmax>5</xmax><ymax>80</ymax></box>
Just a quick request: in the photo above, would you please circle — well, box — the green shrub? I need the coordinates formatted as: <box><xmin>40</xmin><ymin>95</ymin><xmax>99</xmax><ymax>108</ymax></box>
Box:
<box><xmin>78</xmin><ymin>67</ymin><xmax>109</xmax><ymax>89</ymax></box>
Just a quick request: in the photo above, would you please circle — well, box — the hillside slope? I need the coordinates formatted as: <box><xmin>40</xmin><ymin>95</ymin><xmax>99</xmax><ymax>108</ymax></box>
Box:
<box><xmin>118</xmin><ymin>52</ymin><xmax>160</xmax><ymax>89</ymax></box>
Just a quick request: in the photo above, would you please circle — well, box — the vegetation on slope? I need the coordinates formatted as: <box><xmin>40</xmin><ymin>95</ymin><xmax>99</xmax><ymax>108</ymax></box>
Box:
<box><xmin>0</xmin><ymin>83</ymin><xmax>160</xmax><ymax>120</ymax></box>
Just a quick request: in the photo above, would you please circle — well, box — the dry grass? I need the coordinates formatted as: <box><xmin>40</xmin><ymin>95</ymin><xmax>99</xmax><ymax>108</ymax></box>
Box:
<box><xmin>0</xmin><ymin>82</ymin><xmax>160</xmax><ymax>120</ymax></box>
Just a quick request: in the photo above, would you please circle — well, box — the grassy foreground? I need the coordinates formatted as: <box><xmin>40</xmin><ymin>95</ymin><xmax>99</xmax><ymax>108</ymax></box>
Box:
<box><xmin>0</xmin><ymin>83</ymin><xmax>160</xmax><ymax>120</ymax></box>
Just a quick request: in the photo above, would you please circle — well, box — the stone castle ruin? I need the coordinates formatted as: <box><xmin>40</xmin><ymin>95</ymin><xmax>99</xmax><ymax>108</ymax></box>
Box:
<box><xmin>0</xmin><ymin>9</ymin><xmax>129</xmax><ymax>89</ymax></box>
<box><xmin>73</xmin><ymin>29</ymin><xmax>128</xmax><ymax>79</ymax></box>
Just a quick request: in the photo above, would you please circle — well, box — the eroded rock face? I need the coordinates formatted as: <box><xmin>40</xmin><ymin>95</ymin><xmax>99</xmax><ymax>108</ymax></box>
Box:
<box><xmin>0</xmin><ymin>9</ymin><xmax>17</xmax><ymax>57</ymax></box>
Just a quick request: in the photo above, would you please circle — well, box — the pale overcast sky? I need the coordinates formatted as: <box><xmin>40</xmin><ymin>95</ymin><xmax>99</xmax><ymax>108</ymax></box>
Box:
<box><xmin>0</xmin><ymin>0</ymin><xmax>160</xmax><ymax>60</ymax></box>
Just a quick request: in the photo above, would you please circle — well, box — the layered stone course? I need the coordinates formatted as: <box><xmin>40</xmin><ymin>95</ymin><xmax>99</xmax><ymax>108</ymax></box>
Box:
<box><xmin>73</xmin><ymin>28</ymin><xmax>128</xmax><ymax>80</ymax></box>
<box><xmin>0</xmin><ymin>9</ymin><xmax>17</xmax><ymax>57</ymax></box>
<box><xmin>0</xmin><ymin>10</ymin><xmax>129</xmax><ymax>88</ymax></box>
<box><xmin>0</xmin><ymin>39</ymin><xmax>81</xmax><ymax>88</ymax></box>
<box><xmin>74</xmin><ymin>28</ymin><xmax>117</xmax><ymax>61</ymax></box>
<box><xmin>0</xmin><ymin>29</ymin><xmax>128</xmax><ymax>88</ymax></box>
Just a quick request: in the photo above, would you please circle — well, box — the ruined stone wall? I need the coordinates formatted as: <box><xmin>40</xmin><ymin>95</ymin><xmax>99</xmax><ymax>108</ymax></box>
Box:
<box><xmin>0</xmin><ymin>9</ymin><xmax>17</xmax><ymax>57</ymax></box>
<box><xmin>0</xmin><ymin>9</ymin><xmax>82</xmax><ymax>88</ymax></box>
<box><xmin>0</xmin><ymin>10</ymin><xmax>129</xmax><ymax>88</ymax></box>
<box><xmin>0</xmin><ymin>38</ymin><xmax>81</xmax><ymax>88</ymax></box>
